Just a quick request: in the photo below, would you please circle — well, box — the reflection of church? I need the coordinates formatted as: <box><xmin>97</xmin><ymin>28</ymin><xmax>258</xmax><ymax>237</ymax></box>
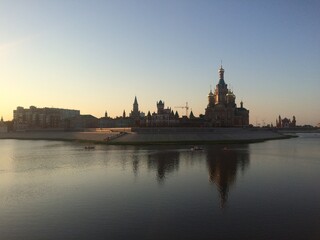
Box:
<box><xmin>205</xmin><ymin>66</ymin><xmax>249</xmax><ymax>127</ymax></box>
<box><xmin>206</xmin><ymin>145</ymin><xmax>250</xmax><ymax>208</ymax></box>
<box><xmin>147</xmin><ymin>149</ymin><xmax>180</xmax><ymax>182</ymax></box>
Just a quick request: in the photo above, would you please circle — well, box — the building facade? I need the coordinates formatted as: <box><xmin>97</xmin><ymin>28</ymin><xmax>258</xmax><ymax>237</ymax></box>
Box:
<box><xmin>13</xmin><ymin>106</ymin><xmax>80</xmax><ymax>130</ymax></box>
<box><xmin>0</xmin><ymin>117</ymin><xmax>8</xmax><ymax>133</ymax></box>
<box><xmin>145</xmin><ymin>100</ymin><xmax>179</xmax><ymax>127</ymax></box>
<box><xmin>205</xmin><ymin>66</ymin><xmax>249</xmax><ymax>127</ymax></box>
<box><xmin>130</xmin><ymin>96</ymin><xmax>140</xmax><ymax>119</ymax></box>
<box><xmin>276</xmin><ymin>115</ymin><xmax>296</xmax><ymax>128</ymax></box>
<box><xmin>129</xmin><ymin>96</ymin><xmax>146</xmax><ymax>126</ymax></box>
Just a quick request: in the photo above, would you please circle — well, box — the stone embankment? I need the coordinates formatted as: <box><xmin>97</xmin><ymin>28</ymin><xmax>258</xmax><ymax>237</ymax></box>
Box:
<box><xmin>0</xmin><ymin>128</ymin><xmax>294</xmax><ymax>145</ymax></box>
<box><xmin>108</xmin><ymin>128</ymin><xmax>293</xmax><ymax>145</ymax></box>
<box><xmin>0</xmin><ymin>131</ymin><xmax>121</xmax><ymax>142</ymax></box>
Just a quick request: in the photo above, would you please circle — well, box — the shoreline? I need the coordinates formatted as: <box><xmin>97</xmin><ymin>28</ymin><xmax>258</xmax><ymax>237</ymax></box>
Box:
<box><xmin>105</xmin><ymin>136</ymin><xmax>296</xmax><ymax>146</ymax></box>
<box><xmin>0</xmin><ymin>128</ymin><xmax>298</xmax><ymax>145</ymax></box>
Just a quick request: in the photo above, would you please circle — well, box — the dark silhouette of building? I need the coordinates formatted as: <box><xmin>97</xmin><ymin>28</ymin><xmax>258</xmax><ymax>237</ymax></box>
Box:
<box><xmin>276</xmin><ymin>115</ymin><xmax>296</xmax><ymax>128</ymax></box>
<box><xmin>13</xmin><ymin>106</ymin><xmax>80</xmax><ymax>130</ymax></box>
<box><xmin>205</xmin><ymin>66</ymin><xmax>249</xmax><ymax>127</ymax></box>
<box><xmin>129</xmin><ymin>96</ymin><xmax>145</xmax><ymax>126</ymax></box>
<box><xmin>145</xmin><ymin>100</ymin><xmax>179</xmax><ymax>127</ymax></box>
<box><xmin>130</xmin><ymin>96</ymin><xmax>140</xmax><ymax>119</ymax></box>
<box><xmin>67</xmin><ymin>114</ymin><xmax>99</xmax><ymax>129</ymax></box>
<box><xmin>0</xmin><ymin>116</ymin><xmax>8</xmax><ymax>132</ymax></box>
<box><xmin>100</xmin><ymin>97</ymin><xmax>145</xmax><ymax>128</ymax></box>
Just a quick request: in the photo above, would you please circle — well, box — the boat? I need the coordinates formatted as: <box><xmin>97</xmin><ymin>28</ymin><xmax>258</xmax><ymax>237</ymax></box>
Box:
<box><xmin>191</xmin><ymin>146</ymin><xmax>203</xmax><ymax>151</ymax></box>
<box><xmin>85</xmin><ymin>146</ymin><xmax>95</xmax><ymax>150</ymax></box>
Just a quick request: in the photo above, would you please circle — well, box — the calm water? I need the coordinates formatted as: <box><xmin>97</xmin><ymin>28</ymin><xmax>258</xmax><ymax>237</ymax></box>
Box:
<box><xmin>1</xmin><ymin>134</ymin><xmax>320</xmax><ymax>240</ymax></box>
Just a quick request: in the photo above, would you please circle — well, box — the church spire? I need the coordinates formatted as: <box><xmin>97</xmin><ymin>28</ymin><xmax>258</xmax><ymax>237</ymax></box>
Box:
<box><xmin>218</xmin><ymin>64</ymin><xmax>226</xmax><ymax>86</ymax></box>
<box><xmin>133</xmin><ymin>96</ymin><xmax>139</xmax><ymax>113</ymax></box>
<box><xmin>219</xmin><ymin>65</ymin><xmax>224</xmax><ymax>81</ymax></box>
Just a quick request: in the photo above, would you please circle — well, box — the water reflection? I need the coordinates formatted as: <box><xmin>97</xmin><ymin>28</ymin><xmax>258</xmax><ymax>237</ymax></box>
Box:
<box><xmin>206</xmin><ymin>145</ymin><xmax>250</xmax><ymax>208</ymax></box>
<box><xmin>132</xmin><ymin>153</ymin><xmax>139</xmax><ymax>176</ymax></box>
<box><xmin>2</xmin><ymin>138</ymin><xmax>320</xmax><ymax>240</ymax></box>
<box><xmin>147</xmin><ymin>150</ymin><xmax>180</xmax><ymax>182</ymax></box>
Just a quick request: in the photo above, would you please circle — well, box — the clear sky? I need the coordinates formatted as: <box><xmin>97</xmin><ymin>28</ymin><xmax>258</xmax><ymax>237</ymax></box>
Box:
<box><xmin>1</xmin><ymin>0</ymin><xmax>319</xmax><ymax>126</ymax></box>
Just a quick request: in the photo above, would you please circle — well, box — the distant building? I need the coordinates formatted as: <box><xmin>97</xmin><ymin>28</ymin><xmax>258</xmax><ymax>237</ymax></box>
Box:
<box><xmin>13</xmin><ymin>106</ymin><xmax>80</xmax><ymax>130</ymax></box>
<box><xmin>146</xmin><ymin>100</ymin><xmax>179</xmax><ymax>127</ymax></box>
<box><xmin>68</xmin><ymin>115</ymin><xmax>98</xmax><ymax>129</ymax></box>
<box><xmin>205</xmin><ymin>66</ymin><xmax>249</xmax><ymax>127</ymax></box>
<box><xmin>99</xmin><ymin>116</ymin><xmax>132</xmax><ymax>128</ymax></box>
<box><xmin>0</xmin><ymin>117</ymin><xmax>8</xmax><ymax>133</ymax></box>
<box><xmin>130</xmin><ymin>96</ymin><xmax>140</xmax><ymax>119</ymax></box>
<box><xmin>129</xmin><ymin>96</ymin><xmax>145</xmax><ymax>126</ymax></box>
<box><xmin>276</xmin><ymin>115</ymin><xmax>296</xmax><ymax>128</ymax></box>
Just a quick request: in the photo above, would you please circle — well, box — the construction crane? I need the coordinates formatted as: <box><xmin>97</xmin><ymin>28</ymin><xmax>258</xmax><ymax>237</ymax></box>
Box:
<box><xmin>174</xmin><ymin>102</ymin><xmax>189</xmax><ymax>117</ymax></box>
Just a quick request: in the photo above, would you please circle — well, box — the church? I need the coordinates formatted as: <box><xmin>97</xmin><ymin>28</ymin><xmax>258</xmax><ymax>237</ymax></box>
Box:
<box><xmin>205</xmin><ymin>66</ymin><xmax>249</xmax><ymax>127</ymax></box>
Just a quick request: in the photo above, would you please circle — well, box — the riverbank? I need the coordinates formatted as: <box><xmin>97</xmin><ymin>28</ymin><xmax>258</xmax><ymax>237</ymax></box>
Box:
<box><xmin>0</xmin><ymin>128</ymin><xmax>296</xmax><ymax>145</ymax></box>
<box><xmin>109</xmin><ymin>128</ymin><xmax>295</xmax><ymax>145</ymax></box>
<box><xmin>0</xmin><ymin>131</ymin><xmax>119</xmax><ymax>142</ymax></box>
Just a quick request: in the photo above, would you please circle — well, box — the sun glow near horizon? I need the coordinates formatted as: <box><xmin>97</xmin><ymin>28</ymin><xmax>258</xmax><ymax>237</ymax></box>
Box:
<box><xmin>0</xmin><ymin>1</ymin><xmax>319</xmax><ymax>126</ymax></box>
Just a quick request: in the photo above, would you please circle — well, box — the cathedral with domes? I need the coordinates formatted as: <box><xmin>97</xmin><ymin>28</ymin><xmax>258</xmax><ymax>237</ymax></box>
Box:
<box><xmin>205</xmin><ymin>66</ymin><xmax>249</xmax><ymax>127</ymax></box>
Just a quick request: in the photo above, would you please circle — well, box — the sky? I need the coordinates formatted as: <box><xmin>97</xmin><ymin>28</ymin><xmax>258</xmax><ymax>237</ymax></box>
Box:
<box><xmin>0</xmin><ymin>0</ymin><xmax>319</xmax><ymax>126</ymax></box>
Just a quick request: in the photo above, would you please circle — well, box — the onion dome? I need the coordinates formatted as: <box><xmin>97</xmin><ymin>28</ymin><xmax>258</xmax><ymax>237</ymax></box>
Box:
<box><xmin>219</xmin><ymin>65</ymin><xmax>224</xmax><ymax>73</ymax></box>
<box><xmin>208</xmin><ymin>89</ymin><xmax>215</xmax><ymax>107</ymax></box>
<box><xmin>226</xmin><ymin>89</ymin><xmax>235</xmax><ymax>104</ymax></box>
<box><xmin>226</xmin><ymin>89</ymin><xmax>235</xmax><ymax>97</ymax></box>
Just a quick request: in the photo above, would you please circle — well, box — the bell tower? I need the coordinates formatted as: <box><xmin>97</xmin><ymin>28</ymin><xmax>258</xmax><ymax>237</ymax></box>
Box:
<box><xmin>215</xmin><ymin>65</ymin><xmax>228</xmax><ymax>104</ymax></box>
<box><xmin>219</xmin><ymin>65</ymin><xmax>225</xmax><ymax>83</ymax></box>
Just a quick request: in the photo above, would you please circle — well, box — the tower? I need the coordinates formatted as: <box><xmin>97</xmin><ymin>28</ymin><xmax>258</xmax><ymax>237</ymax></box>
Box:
<box><xmin>292</xmin><ymin>116</ymin><xmax>296</xmax><ymax>127</ymax></box>
<box><xmin>130</xmin><ymin>96</ymin><xmax>141</xmax><ymax>119</ymax></box>
<box><xmin>208</xmin><ymin>89</ymin><xmax>215</xmax><ymax>107</ymax></box>
<box><xmin>218</xmin><ymin>65</ymin><xmax>225</xmax><ymax>85</ymax></box>
<box><xmin>133</xmin><ymin>96</ymin><xmax>139</xmax><ymax>113</ymax></box>
<box><xmin>215</xmin><ymin>65</ymin><xmax>228</xmax><ymax>104</ymax></box>
<box><xmin>226</xmin><ymin>89</ymin><xmax>236</xmax><ymax>107</ymax></box>
<box><xmin>157</xmin><ymin>100</ymin><xmax>165</xmax><ymax>114</ymax></box>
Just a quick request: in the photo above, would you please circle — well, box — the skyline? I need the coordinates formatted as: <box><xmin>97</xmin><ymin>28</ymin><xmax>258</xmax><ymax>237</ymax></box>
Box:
<box><xmin>1</xmin><ymin>1</ymin><xmax>320</xmax><ymax>126</ymax></box>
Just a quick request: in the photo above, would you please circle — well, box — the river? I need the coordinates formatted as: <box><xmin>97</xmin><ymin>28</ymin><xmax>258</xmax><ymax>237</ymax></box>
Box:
<box><xmin>1</xmin><ymin>133</ymin><xmax>319</xmax><ymax>239</ymax></box>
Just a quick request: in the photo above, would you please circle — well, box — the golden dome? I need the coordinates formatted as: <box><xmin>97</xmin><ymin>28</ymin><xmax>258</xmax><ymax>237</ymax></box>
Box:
<box><xmin>226</xmin><ymin>89</ymin><xmax>235</xmax><ymax>97</ymax></box>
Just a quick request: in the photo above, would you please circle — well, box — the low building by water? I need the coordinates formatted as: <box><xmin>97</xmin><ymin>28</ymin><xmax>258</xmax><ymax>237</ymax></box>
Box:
<box><xmin>0</xmin><ymin>117</ymin><xmax>8</xmax><ymax>133</ymax></box>
<box><xmin>13</xmin><ymin>106</ymin><xmax>80</xmax><ymax>130</ymax></box>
